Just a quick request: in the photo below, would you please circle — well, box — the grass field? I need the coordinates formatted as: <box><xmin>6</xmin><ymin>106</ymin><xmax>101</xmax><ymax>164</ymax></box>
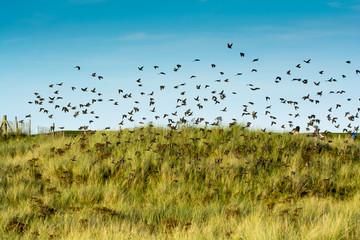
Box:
<box><xmin>1</xmin><ymin>125</ymin><xmax>359</xmax><ymax>239</ymax></box>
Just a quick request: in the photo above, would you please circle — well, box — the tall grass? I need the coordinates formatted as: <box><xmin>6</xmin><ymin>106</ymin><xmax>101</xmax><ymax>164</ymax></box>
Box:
<box><xmin>0</xmin><ymin>125</ymin><xmax>359</xmax><ymax>239</ymax></box>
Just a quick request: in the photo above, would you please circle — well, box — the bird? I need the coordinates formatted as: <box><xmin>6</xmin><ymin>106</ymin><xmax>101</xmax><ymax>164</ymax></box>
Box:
<box><xmin>74</xmin><ymin>66</ymin><xmax>80</xmax><ymax>70</ymax></box>
<box><xmin>252</xmin><ymin>111</ymin><xmax>257</xmax><ymax>119</ymax></box>
<box><xmin>227</xmin><ymin>43</ymin><xmax>233</xmax><ymax>49</ymax></box>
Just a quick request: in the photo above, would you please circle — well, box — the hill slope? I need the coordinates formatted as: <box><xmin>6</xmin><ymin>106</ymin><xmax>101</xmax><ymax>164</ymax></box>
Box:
<box><xmin>1</xmin><ymin>126</ymin><xmax>359</xmax><ymax>239</ymax></box>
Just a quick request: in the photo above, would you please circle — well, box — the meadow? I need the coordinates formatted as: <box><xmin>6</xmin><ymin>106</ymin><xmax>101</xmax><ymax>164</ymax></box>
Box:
<box><xmin>0</xmin><ymin>125</ymin><xmax>359</xmax><ymax>239</ymax></box>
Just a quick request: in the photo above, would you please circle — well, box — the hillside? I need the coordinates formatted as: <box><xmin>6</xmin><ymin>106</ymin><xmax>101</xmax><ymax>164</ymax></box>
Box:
<box><xmin>1</xmin><ymin>126</ymin><xmax>359</xmax><ymax>239</ymax></box>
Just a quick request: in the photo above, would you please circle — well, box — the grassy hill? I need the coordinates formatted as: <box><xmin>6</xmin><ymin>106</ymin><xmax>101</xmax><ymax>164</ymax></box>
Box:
<box><xmin>0</xmin><ymin>125</ymin><xmax>359</xmax><ymax>239</ymax></box>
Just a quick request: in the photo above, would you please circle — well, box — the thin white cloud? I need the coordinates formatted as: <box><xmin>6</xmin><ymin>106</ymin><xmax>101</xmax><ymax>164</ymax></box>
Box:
<box><xmin>327</xmin><ymin>1</ymin><xmax>360</xmax><ymax>10</ymax></box>
<box><xmin>270</xmin><ymin>30</ymin><xmax>352</xmax><ymax>41</ymax></box>
<box><xmin>21</xmin><ymin>11</ymin><xmax>57</xmax><ymax>25</ymax></box>
<box><xmin>64</xmin><ymin>32</ymin><xmax>174</xmax><ymax>43</ymax></box>
<box><xmin>69</xmin><ymin>0</ymin><xmax>107</xmax><ymax>4</ymax></box>
<box><xmin>236</xmin><ymin>20</ymin><xmax>360</xmax><ymax>42</ymax></box>
<box><xmin>327</xmin><ymin>2</ymin><xmax>342</xmax><ymax>8</ymax></box>
<box><xmin>350</xmin><ymin>4</ymin><xmax>360</xmax><ymax>10</ymax></box>
<box><xmin>2</xmin><ymin>38</ymin><xmax>23</xmax><ymax>44</ymax></box>
<box><xmin>116</xmin><ymin>32</ymin><xmax>174</xmax><ymax>41</ymax></box>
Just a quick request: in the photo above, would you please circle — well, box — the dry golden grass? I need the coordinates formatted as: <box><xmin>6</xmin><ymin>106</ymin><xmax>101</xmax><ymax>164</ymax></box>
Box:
<box><xmin>0</xmin><ymin>126</ymin><xmax>359</xmax><ymax>239</ymax></box>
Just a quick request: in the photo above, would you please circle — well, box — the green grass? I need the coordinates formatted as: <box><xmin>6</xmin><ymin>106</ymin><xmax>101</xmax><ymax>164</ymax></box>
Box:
<box><xmin>0</xmin><ymin>125</ymin><xmax>359</xmax><ymax>239</ymax></box>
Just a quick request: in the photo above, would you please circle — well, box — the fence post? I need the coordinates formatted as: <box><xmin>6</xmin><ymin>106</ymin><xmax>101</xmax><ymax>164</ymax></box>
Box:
<box><xmin>3</xmin><ymin>115</ymin><xmax>8</xmax><ymax>134</ymax></box>
<box><xmin>28</xmin><ymin>120</ymin><xmax>31</xmax><ymax>136</ymax></box>
<box><xmin>15</xmin><ymin>116</ymin><xmax>18</xmax><ymax>133</ymax></box>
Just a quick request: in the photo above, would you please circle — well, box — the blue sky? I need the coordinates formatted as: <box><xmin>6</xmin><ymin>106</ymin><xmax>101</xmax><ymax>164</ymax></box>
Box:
<box><xmin>1</xmin><ymin>0</ymin><xmax>360</xmax><ymax>133</ymax></box>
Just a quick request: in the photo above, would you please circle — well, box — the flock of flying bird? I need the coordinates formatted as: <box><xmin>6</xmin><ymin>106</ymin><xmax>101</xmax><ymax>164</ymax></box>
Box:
<box><xmin>25</xmin><ymin>43</ymin><xmax>360</xmax><ymax>135</ymax></box>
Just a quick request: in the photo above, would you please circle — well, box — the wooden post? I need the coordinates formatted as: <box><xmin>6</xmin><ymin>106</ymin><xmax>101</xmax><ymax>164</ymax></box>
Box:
<box><xmin>1</xmin><ymin>115</ymin><xmax>13</xmax><ymax>134</ymax></box>
<box><xmin>15</xmin><ymin>116</ymin><xmax>18</xmax><ymax>133</ymax></box>
<box><xmin>28</xmin><ymin>120</ymin><xmax>31</xmax><ymax>136</ymax></box>
<box><xmin>0</xmin><ymin>116</ymin><xmax>3</xmax><ymax>135</ymax></box>
<box><xmin>3</xmin><ymin>115</ymin><xmax>8</xmax><ymax>134</ymax></box>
